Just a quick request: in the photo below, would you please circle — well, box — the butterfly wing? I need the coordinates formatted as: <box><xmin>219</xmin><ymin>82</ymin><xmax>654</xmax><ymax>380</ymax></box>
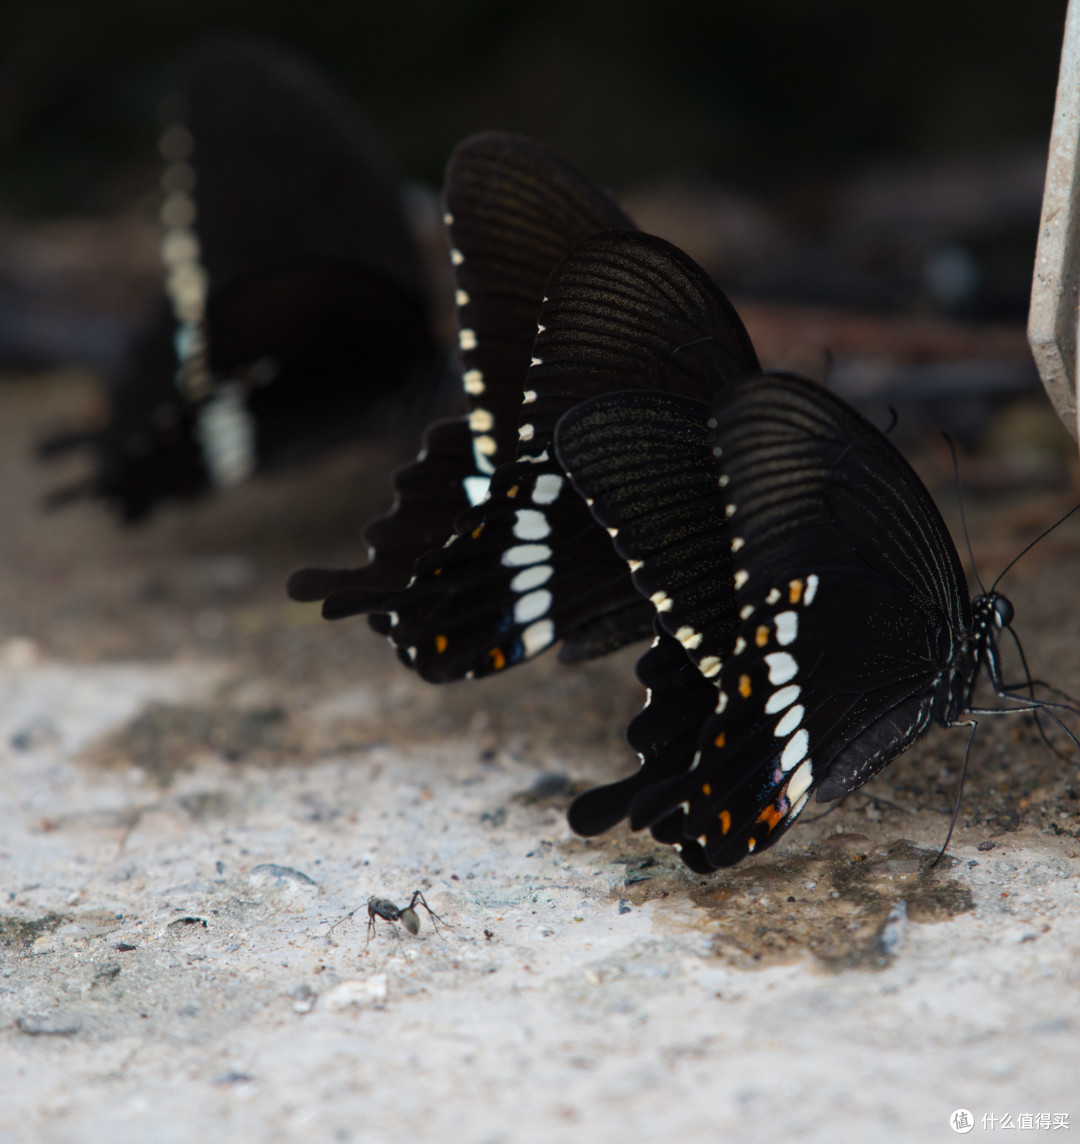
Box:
<box><xmin>291</xmin><ymin>131</ymin><xmax>636</xmax><ymax>604</ymax></box>
<box><xmin>558</xmin><ymin>374</ymin><xmax>970</xmax><ymax>869</ymax></box>
<box><xmin>317</xmin><ymin>228</ymin><xmax>760</xmax><ymax>681</ymax></box>
<box><xmin>44</xmin><ymin>37</ymin><xmax>437</xmax><ymax>519</ymax></box>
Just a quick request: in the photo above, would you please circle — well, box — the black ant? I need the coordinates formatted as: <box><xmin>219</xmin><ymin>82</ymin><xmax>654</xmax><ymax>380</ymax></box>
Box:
<box><xmin>327</xmin><ymin>891</ymin><xmax>445</xmax><ymax>945</ymax></box>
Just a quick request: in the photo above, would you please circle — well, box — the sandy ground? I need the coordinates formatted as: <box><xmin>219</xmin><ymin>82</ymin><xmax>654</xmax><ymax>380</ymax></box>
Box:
<box><xmin>2</xmin><ymin>370</ymin><xmax>1080</xmax><ymax>1143</ymax></box>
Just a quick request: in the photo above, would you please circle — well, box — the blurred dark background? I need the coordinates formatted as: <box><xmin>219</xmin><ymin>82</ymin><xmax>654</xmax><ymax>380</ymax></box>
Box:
<box><xmin>0</xmin><ymin>0</ymin><xmax>1067</xmax><ymax>213</ymax></box>
<box><xmin>0</xmin><ymin>0</ymin><xmax>1075</xmax><ymax>458</ymax></box>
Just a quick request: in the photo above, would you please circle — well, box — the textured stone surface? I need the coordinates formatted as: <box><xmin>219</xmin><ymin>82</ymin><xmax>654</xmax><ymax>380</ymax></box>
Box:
<box><xmin>2</xmin><ymin>373</ymin><xmax>1079</xmax><ymax>1143</ymax></box>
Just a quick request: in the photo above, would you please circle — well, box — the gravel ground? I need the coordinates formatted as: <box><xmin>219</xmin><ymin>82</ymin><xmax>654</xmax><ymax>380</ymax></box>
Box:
<box><xmin>2</xmin><ymin>370</ymin><xmax>1080</xmax><ymax>1144</ymax></box>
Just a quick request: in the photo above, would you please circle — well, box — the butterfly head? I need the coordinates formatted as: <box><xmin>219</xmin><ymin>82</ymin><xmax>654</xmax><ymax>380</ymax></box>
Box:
<box><xmin>971</xmin><ymin>591</ymin><xmax>1014</xmax><ymax>637</ymax></box>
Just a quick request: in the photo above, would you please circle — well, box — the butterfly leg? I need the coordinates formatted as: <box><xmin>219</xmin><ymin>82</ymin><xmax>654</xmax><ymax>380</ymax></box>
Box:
<box><xmin>931</xmin><ymin>718</ymin><xmax>980</xmax><ymax>868</ymax></box>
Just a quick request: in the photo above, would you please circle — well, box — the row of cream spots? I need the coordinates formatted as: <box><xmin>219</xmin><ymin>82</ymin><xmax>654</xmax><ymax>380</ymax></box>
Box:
<box><xmin>497</xmin><ymin>474</ymin><xmax>566</xmax><ymax>658</ymax></box>
<box><xmin>158</xmin><ymin>122</ymin><xmax>213</xmax><ymax>409</ymax></box>
<box><xmin>689</xmin><ymin>573</ymin><xmax>821</xmax><ymax>854</ymax></box>
<box><xmin>446</xmin><ymin>232</ymin><xmax>498</xmax><ymax>481</ymax></box>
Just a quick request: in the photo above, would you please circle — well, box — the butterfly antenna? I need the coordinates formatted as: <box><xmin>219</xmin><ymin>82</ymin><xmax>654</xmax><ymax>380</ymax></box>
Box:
<box><xmin>930</xmin><ymin>720</ymin><xmax>978</xmax><ymax>868</ymax></box>
<box><xmin>943</xmin><ymin>432</ymin><xmax>986</xmax><ymax>596</ymax></box>
<box><xmin>989</xmin><ymin>502</ymin><xmax>1080</xmax><ymax>594</ymax></box>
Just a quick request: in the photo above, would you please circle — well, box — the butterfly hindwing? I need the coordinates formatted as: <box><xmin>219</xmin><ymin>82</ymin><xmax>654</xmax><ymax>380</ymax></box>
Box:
<box><xmin>560</xmin><ymin>366</ymin><xmax>973</xmax><ymax>869</ymax></box>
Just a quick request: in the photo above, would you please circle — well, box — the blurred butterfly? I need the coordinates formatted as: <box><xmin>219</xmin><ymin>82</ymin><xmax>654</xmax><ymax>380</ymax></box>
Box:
<box><xmin>288</xmin><ymin>134</ymin><xmax>760</xmax><ymax>677</ymax></box>
<box><xmin>551</xmin><ymin>231</ymin><xmax>1079</xmax><ymax>871</ymax></box>
<box><xmin>42</xmin><ymin>37</ymin><xmax>441</xmax><ymax>521</ymax></box>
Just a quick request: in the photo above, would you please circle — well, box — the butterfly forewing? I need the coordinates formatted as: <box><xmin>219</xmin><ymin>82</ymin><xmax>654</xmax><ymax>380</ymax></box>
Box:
<box><xmin>311</xmin><ymin>227</ymin><xmax>761</xmax><ymax>680</ymax></box>
<box><xmin>444</xmin><ymin>132</ymin><xmax>636</xmax><ymax>486</ymax></box>
<box><xmin>292</xmin><ymin>132</ymin><xmax>637</xmax><ymax>616</ymax></box>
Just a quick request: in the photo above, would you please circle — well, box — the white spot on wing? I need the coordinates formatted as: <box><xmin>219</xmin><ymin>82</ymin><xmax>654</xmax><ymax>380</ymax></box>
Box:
<box><xmin>532</xmin><ymin>473</ymin><xmax>563</xmax><ymax>504</ymax></box>
<box><xmin>676</xmin><ymin>626</ymin><xmax>702</xmax><ymax>649</ymax></box>
<box><xmin>459</xmin><ymin>328</ymin><xmax>477</xmax><ymax>351</ymax></box>
<box><xmin>765</xmin><ymin>652</ymin><xmax>798</xmax><ymax>685</ymax></box>
<box><xmin>450</xmin><ymin>248</ymin><xmax>464</xmax><ymax>265</ymax></box>
<box><xmin>514</xmin><ymin>589</ymin><xmax>552</xmax><ymax>624</ymax></box>
<box><xmin>787</xmin><ymin>759</ymin><xmax>814</xmax><ymax>804</ymax></box>
<box><xmin>522</xmin><ymin>618</ymin><xmax>555</xmax><ymax>656</ymax></box>
<box><xmin>455</xmin><ymin>289</ymin><xmax>469</xmax><ymax>307</ymax></box>
<box><xmin>519</xmin><ymin>423</ymin><xmax>535</xmax><ymax>441</ymax></box>
<box><xmin>472</xmin><ymin>441</ymin><xmax>496</xmax><ymax>475</ymax></box>
<box><xmin>780</xmin><ymin>728</ymin><xmax>809</xmax><ymax>771</ymax></box>
<box><xmin>510</xmin><ymin>564</ymin><xmax>553</xmax><ymax>592</ymax></box>
<box><xmin>463</xmin><ymin>369</ymin><xmax>485</xmax><ymax>395</ymax></box>
<box><xmin>734</xmin><ymin>570</ymin><xmax>749</xmax><ymax>590</ymax></box>
<box><xmin>197</xmin><ymin>385</ymin><xmax>255</xmax><ymax>490</ymax></box>
<box><xmin>774</xmin><ymin>705</ymin><xmax>805</xmax><ymax>737</ymax></box>
<box><xmin>463</xmin><ymin>475</ymin><xmax>491</xmax><ymax>507</ymax></box>
<box><xmin>764</xmin><ymin>684</ymin><xmax>800</xmax><ymax>714</ymax></box>
<box><xmin>469</xmin><ymin>408</ymin><xmax>494</xmax><ymax>432</ymax></box>
<box><xmin>774</xmin><ymin>610</ymin><xmax>798</xmax><ymax>646</ymax></box>
<box><xmin>805</xmin><ymin>574</ymin><xmax>820</xmax><ymax>604</ymax></box>
<box><xmin>502</xmin><ymin>543</ymin><xmax>552</xmax><ymax>566</ymax></box>
<box><xmin>513</xmin><ymin>509</ymin><xmax>550</xmax><ymax>540</ymax></box>
<box><xmin>649</xmin><ymin>591</ymin><xmax>672</xmax><ymax>613</ymax></box>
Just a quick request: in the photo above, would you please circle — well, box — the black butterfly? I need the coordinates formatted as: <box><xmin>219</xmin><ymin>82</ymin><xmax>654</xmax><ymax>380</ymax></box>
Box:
<box><xmin>552</xmin><ymin>232</ymin><xmax>1077</xmax><ymax>872</ymax></box>
<box><xmin>42</xmin><ymin>37</ymin><xmax>440</xmax><ymax>521</ymax></box>
<box><xmin>288</xmin><ymin>134</ymin><xmax>760</xmax><ymax>679</ymax></box>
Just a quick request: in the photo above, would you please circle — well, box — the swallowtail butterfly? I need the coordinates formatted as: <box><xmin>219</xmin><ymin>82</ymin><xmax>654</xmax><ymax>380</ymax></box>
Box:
<box><xmin>552</xmin><ymin>231</ymin><xmax>1077</xmax><ymax>871</ymax></box>
<box><xmin>288</xmin><ymin>135</ymin><xmax>760</xmax><ymax>678</ymax></box>
<box><xmin>42</xmin><ymin>37</ymin><xmax>439</xmax><ymax>520</ymax></box>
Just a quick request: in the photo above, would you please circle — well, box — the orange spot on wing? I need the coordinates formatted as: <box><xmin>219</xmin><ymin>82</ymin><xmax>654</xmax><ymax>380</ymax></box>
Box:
<box><xmin>702</xmin><ymin>782</ymin><xmax>712</xmax><ymax>796</ymax></box>
<box><xmin>713</xmin><ymin>732</ymin><xmax>726</xmax><ymax>749</ymax></box>
<box><xmin>756</xmin><ymin>803</ymin><xmax>784</xmax><ymax>833</ymax></box>
<box><xmin>788</xmin><ymin>579</ymin><xmax>803</xmax><ymax>604</ymax></box>
<box><xmin>738</xmin><ymin>674</ymin><xmax>752</xmax><ymax>698</ymax></box>
<box><xmin>719</xmin><ymin>809</ymin><xmax>732</xmax><ymax>834</ymax></box>
<box><xmin>472</xmin><ymin>525</ymin><xmax>484</xmax><ymax>540</ymax></box>
<box><xmin>488</xmin><ymin>647</ymin><xmax>506</xmax><ymax>670</ymax></box>
<box><xmin>506</xmin><ymin>485</ymin><xmax>519</xmax><ymax>498</ymax></box>
<box><xmin>434</xmin><ymin>635</ymin><xmax>448</xmax><ymax>654</ymax></box>
<box><xmin>755</xmin><ymin>624</ymin><xmax>770</xmax><ymax>647</ymax></box>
